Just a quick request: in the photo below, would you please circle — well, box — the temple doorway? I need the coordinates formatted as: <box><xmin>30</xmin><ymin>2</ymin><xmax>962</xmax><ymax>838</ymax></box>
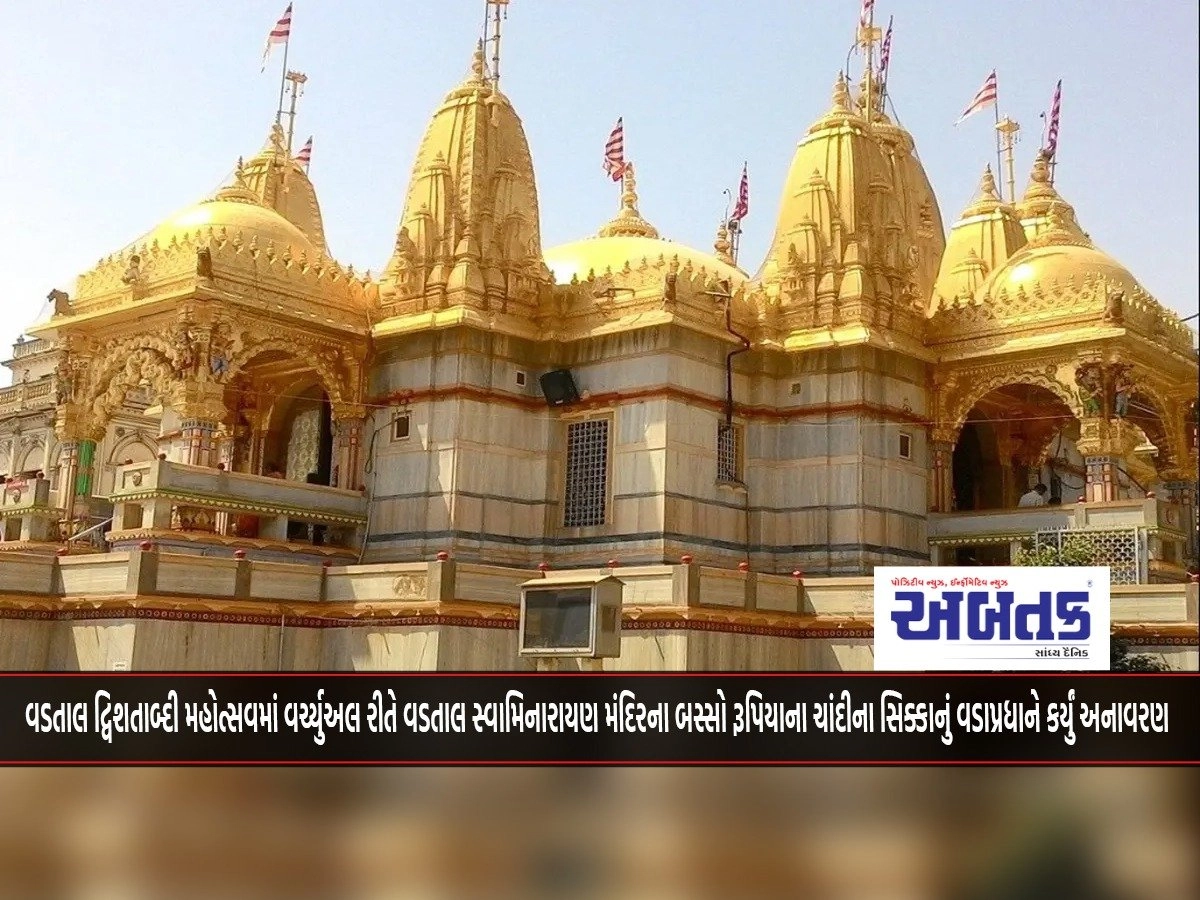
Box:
<box><xmin>951</xmin><ymin>384</ymin><xmax>1076</xmax><ymax>511</ymax></box>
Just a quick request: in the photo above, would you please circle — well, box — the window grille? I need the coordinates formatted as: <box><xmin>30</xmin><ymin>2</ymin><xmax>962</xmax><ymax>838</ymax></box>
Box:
<box><xmin>898</xmin><ymin>432</ymin><xmax>913</xmax><ymax>460</ymax></box>
<box><xmin>717</xmin><ymin>423</ymin><xmax>741</xmax><ymax>483</ymax></box>
<box><xmin>1034</xmin><ymin>526</ymin><xmax>1146</xmax><ymax>584</ymax></box>
<box><xmin>564</xmin><ymin>419</ymin><xmax>609</xmax><ymax>527</ymax></box>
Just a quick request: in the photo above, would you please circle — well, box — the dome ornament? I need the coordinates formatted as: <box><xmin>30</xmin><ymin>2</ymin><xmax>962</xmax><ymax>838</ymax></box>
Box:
<box><xmin>713</xmin><ymin>222</ymin><xmax>734</xmax><ymax>266</ymax></box>
<box><xmin>211</xmin><ymin>157</ymin><xmax>260</xmax><ymax>205</ymax></box>
<box><xmin>597</xmin><ymin>163</ymin><xmax>659</xmax><ymax>239</ymax></box>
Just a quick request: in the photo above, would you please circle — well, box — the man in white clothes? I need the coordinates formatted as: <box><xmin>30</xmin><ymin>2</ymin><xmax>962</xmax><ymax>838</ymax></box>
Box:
<box><xmin>1017</xmin><ymin>483</ymin><xmax>1049</xmax><ymax>507</ymax></box>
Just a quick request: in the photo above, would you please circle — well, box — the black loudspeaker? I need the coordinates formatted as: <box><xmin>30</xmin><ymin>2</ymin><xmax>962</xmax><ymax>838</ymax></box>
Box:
<box><xmin>539</xmin><ymin>369</ymin><xmax>580</xmax><ymax>407</ymax></box>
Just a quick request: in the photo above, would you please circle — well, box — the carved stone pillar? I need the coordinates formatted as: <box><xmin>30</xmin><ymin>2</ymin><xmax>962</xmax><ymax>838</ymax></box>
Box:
<box><xmin>180</xmin><ymin>419</ymin><xmax>219</xmax><ymax>467</ymax></box>
<box><xmin>171</xmin><ymin>382</ymin><xmax>227</xmax><ymax>469</ymax></box>
<box><xmin>1077</xmin><ymin>416</ymin><xmax>1143</xmax><ymax>503</ymax></box>
<box><xmin>57</xmin><ymin>441</ymin><xmax>79</xmax><ymax>516</ymax></box>
<box><xmin>333</xmin><ymin>415</ymin><xmax>366</xmax><ymax>490</ymax></box>
<box><xmin>929</xmin><ymin>438</ymin><xmax>955</xmax><ymax>513</ymax></box>
<box><xmin>1083</xmin><ymin>455</ymin><xmax>1121</xmax><ymax>503</ymax></box>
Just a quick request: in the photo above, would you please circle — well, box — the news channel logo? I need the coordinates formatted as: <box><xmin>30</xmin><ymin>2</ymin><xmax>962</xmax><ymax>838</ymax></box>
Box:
<box><xmin>872</xmin><ymin>567</ymin><xmax>1111</xmax><ymax>671</ymax></box>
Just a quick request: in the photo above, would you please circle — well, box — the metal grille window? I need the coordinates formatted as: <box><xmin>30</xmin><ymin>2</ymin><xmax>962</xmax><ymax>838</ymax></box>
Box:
<box><xmin>717</xmin><ymin>423</ymin><xmax>741</xmax><ymax>483</ymax></box>
<box><xmin>564</xmin><ymin>419</ymin><xmax>609</xmax><ymax>527</ymax></box>
<box><xmin>1034</xmin><ymin>527</ymin><xmax>1146</xmax><ymax>584</ymax></box>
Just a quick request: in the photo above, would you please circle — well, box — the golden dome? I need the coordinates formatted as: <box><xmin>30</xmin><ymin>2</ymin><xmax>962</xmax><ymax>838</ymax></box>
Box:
<box><xmin>976</xmin><ymin>205</ymin><xmax>1138</xmax><ymax>302</ymax></box>
<box><xmin>545</xmin><ymin>160</ymin><xmax>745</xmax><ymax>287</ymax></box>
<box><xmin>544</xmin><ymin>235</ymin><xmax>747</xmax><ymax>287</ymax></box>
<box><xmin>240</xmin><ymin>122</ymin><xmax>329</xmax><ymax>255</ymax></box>
<box><xmin>147</xmin><ymin>162</ymin><xmax>318</xmax><ymax>256</ymax></box>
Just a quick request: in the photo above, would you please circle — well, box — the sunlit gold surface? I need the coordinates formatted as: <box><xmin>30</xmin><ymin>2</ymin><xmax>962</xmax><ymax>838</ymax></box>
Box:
<box><xmin>150</xmin><ymin>197</ymin><xmax>317</xmax><ymax>259</ymax></box>
<box><xmin>544</xmin><ymin>235</ymin><xmax>746</xmax><ymax>287</ymax></box>
<box><xmin>240</xmin><ymin>123</ymin><xmax>329</xmax><ymax>255</ymax></box>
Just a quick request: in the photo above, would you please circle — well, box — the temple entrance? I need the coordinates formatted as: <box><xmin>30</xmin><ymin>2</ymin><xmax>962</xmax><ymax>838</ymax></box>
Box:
<box><xmin>952</xmin><ymin>384</ymin><xmax>1076</xmax><ymax>511</ymax></box>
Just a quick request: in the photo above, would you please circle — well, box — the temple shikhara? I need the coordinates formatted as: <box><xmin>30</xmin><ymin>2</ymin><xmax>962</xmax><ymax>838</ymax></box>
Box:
<box><xmin>0</xmin><ymin>4</ymin><xmax>1195</xmax><ymax>670</ymax></box>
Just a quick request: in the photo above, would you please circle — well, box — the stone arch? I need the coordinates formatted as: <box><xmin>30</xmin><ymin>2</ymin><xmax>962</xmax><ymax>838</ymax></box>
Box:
<box><xmin>107</xmin><ymin>431</ymin><xmax>159</xmax><ymax>465</ymax></box>
<box><xmin>946</xmin><ymin>368</ymin><xmax>1079</xmax><ymax>436</ymax></box>
<box><xmin>14</xmin><ymin>435</ymin><xmax>46</xmax><ymax>474</ymax></box>
<box><xmin>84</xmin><ymin>346</ymin><xmax>177</xmax><ymax>432</ymax></box>
<box><xmin>1121</xmin><ymin>383</ymin><xmax>1179</xmax><ymax>472</ymax></box>
<box><xmin>224</xmin><ymin>339</ymin><xmax>346</xmax><ymax>407</ymax></box>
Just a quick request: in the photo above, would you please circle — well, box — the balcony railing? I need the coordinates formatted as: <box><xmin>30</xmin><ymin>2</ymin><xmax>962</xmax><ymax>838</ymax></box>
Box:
<box><xmin>107</xmin><ymin>459</ymin><xmax>368</xmax><ymax>555</ymax></box>
<box><xmin>0</xmin><ymin>377</ymin><xmax>56</xmax><ymax>415</ymax></box>
<box><xmin>929</xmin><ymin>498</ymin><xmax>1190</xmax><ymax>583</ymax></box>
<box><xmin>11</xmin><ymin>338</ymin><xmax>53</xmax><ymax>360</ymax></box>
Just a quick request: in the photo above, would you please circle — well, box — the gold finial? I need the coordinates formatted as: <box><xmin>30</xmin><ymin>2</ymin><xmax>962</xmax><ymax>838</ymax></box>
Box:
<box><xmin>831</xmin><ymin>72</ymin><xmax>851</xmax><ymax>113</ymax></box>
<box><xmin>621</xmin><ymin>164</ymin><xmax>640</xmax><ymax>211</ymax></box>
<box><xmin>1029</xmin><ymin>148</ymin><xmax>1051</xmax><ymax>185</ymax></box>
<box><xmin>962</xmin><ymin>165</ymin><xmax>1003</xmax><ymax>217</ymax></box>
<box><xmin>978</xmin><ymin>165</ymin><xmax>1000</xmax><ymax>201</ymax></box>
<box><xmin>212</xmin><ymin>157</ymin><xmax>259</xmax><ymax>204</ymax></box>
<box><xmin>598</xmin><ymin>163</ymin><xmax>659</xmax><ymax>239</ymax></box>
<box><xmin>714</xmin><ymin>222</ymin><xmax>734</xmax><ymax>266</ymax></box>
<box><xmin>269</xmin><ymin>123</ymin><xmax>287</xmax><ymax>153</ymax></box>
<box><xmin>1044</xmin><ymin>201</ymin><xmax>1071</xmax><ymax>233</ymax></box>
<box><xmin>471</xmin><ymin>40</ymin><xmax>487</xmax><ymax>81</ymax></box>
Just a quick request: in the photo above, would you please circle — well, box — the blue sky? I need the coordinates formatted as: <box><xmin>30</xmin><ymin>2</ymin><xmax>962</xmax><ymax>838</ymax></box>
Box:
<box><xmin>0</xmin><ymin>0</ymin><xmax>1196</xmax><ymax>367</ymax></box>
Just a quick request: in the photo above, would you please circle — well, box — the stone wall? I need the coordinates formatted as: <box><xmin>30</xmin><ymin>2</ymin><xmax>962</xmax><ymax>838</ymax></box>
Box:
<box><xmin>365</xmin><ymin>324</ymin><xmax>930</xmax><ymax>575</ymax></box>
<box><xmin>0</xmin><ymin>551</ymin><xmax>1191</xmax><ymax>671</ymax></box>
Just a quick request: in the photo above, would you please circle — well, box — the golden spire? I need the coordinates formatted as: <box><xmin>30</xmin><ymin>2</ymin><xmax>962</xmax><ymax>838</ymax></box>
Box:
<box><xmin>598</xmin><ymin>163</ymin><xmax>659</xmax><ymax>239</ymax></box>
<box><xmin>1025</xmin><ymin>149</ymin><xmax>1053</xmax><ymax>196</ymax></box>
<box><xmin>962</xmin><ymin>165</ymin><xmax>1003</xmax><ymax>216</ymax></box>
<box><xmin>809</xmin><ymin>73</ymin><xmax>858</xmax><ymax>134</ymax></box>
<box><xmin>212</xmin><ymin>158</ymin><xmax>259</xmax><ymax>205</ymax></box>
<box><xmin>714</xmin><ymin>222</ymin><xmax>734</xmax><ymax>265</ymax></box>
<box><xmin>470</xmin><ymin>40</ymin><xmax>488</xmax><ymax>84</ymax></box>
<box><xmin>1024</xmin><ymin>199</ymin><xmax>1089</xmax><ymax>249</ymax></box>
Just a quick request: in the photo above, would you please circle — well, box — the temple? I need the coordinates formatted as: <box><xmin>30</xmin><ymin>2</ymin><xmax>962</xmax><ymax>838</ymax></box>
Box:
<box><xmin>0</xmin><ymin>6</ymin><xmax>1195</xmax><ymax>671</ymax></box>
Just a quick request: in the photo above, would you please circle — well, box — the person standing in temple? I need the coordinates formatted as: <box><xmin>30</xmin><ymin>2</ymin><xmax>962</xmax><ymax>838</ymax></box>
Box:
<box><xmin>1018</xmin><ymin>483</ymin><xmax>1049</xmax><ymax>507</ymax></box>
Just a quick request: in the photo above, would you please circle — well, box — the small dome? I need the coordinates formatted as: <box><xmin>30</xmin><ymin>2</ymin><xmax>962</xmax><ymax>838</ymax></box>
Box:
<box><xmin>543</xmin><ymin>235</ymin><xmax>748</xmax><ymax>287</ymax></box>
<box><xmin>144</xmin><ymin>161</ymin><xmax>318</xmax><ymax>257</ymax></box>
<box><xmin>150</xmin><ymin>197</ymin><xmax>317</xmax><ymax>255</ymax></box>
<box><xmin>976</xmin><ymin>206</ymin><xmax>1138</xmax><ymax>302</ymax></box>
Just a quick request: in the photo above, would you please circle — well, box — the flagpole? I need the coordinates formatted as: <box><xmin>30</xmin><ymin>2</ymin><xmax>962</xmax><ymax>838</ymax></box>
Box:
<box><xmin>863</xmin><ymin>6</ymin><xmax>875</xmax><ymax>128</ymax></box>
<box><xmin>275</xmin><ymin>31</ymin><xmax>291</xmax><ymax>126</ymax></box>
<box><xmin>284</xmin><ymin>71</ymin><xmax>306</xmax><ymax>154</ymax></box>
<box><xmin>993</xmin><ymin>92</ymin><xmax>1004</xmax><ymax>199</ymax></box>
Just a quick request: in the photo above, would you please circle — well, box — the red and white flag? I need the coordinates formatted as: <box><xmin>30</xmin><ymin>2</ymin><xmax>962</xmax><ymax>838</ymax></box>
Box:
<box><xmin>859</xmin><ymin>0</ymin><xmax>875</xmax><ymax>29</ymax></box>
<box><xmin>295</xmin><ymin>136</ymin><xmax>312</xmax><ymax>170</ymax></box>
<box><xmin>1044</xmin><ymin>79</ymin><xmax>1062</xmax><ymax>159</ymax></box>
<box><xmin>603</xmin><ymin>117</ymin><xmax>626</xmax><ymax>182</ymax></box>
<box><xmin>261</xmin><ymin>3</ymin><xmax>293</xmax><ymax>72</ymax></box>
<box><xmin>877</xmin><ymin>16</ymin><xmax>894</xmax><ymax>85</ymax></box>
<box><xmin>730</xmin><ymin>163</ymin><xmax>749</xmax><ymax>223</ymax></box>
<box><xmin>955</xmin><ymin>70</ymin><xmax>998</xmax><ymax>125</ymax></box>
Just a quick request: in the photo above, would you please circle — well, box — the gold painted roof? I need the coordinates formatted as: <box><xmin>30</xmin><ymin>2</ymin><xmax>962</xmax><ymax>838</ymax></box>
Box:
<box><xmin>543</xmin><ymin>234</ymin><xmax>747</xmax><ymax>287</ymax></box>
<box><xmin>240</xmin><ymin>123</ymin><xmax>329</xmax><ymax>255</ymax></box>
<box><xmin>932</xmin><ymin>166</ymin><xmax>1028</xmax><ymax>308</ymax></box>
<box><xmin>976</xmin><ymin>205</ymin><xmax>1138</xmax><ymax>302</ymax></box>
<box><xmin>146</xmin><ymin>162</ymin><xmax>318</xmax><ymax>258</ymax></box>
<box><xmin>754</xmin><ymin>73</ymin><xmax>945</xmax><ymax>301</ymax></box>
